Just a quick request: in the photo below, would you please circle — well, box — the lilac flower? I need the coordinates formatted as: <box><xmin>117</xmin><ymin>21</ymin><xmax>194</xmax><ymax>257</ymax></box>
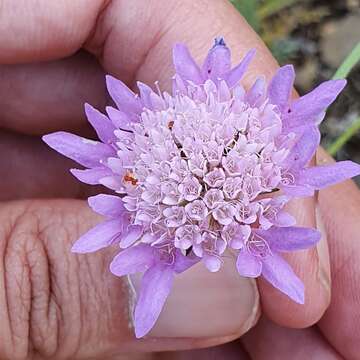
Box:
<box><xmin>258</xmin><ymin>196</ymin><xmax>296</xmax><ymax>230</ymax></box>
<box><xmin>43</xmin><ymin>37</ymin><xmax>360</xmax><ymax>338</ymax></box>
<box><xmin>204</xmin><ymin>167</ymin><xmax>226</xmax><ymax>187</ymax></box>
<box><xmin>236</xmin><ymin>227</ymin><xmax>321</xmax><ymax>303</ymax></box>
<box><xmin>185</xmin><ymin>200</ymin><xmax>208</xmax><ymax>221</ymax></box>
<box><xmin>212</xmin><ymin>202</ymin><xmax>237</xmax><ymax>225</ymax></box>
<box><xmin>175</xmin><ymin>224</ymin><xmax>202</xmax><ymax>250</ymax></box>
<box><xmin>178</xmin><ymin>176</ymin><xmax>202</xmax><ymax>201</ymax></box>
<box><xmin>203</xmin><ymin>188</ymin><xmax>224</xmax><ymax>209</ymax></box>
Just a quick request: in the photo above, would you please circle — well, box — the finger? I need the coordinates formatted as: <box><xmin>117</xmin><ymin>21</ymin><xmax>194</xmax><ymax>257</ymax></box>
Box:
<box><xmin>241</xmin><ymin>316</ymin><xmax>342</xmax><ymax>360</ymax></box>
<box><xmin>0</xmin><ymin>130</ymin><xmax>102</xmax><ymax>199</ymax></box>
<box><xmin>1</xmin><ymin>0</ymin><xmax>274</xmax><ymax>134</ymax></box>
<box><xmin>158</xmin><ymin>340</ymin><xmax>249</xmax><ymax>360</ymax></box>
<box><xmin>0</xmin><ymin>0</ymin><xmax>105</xmax><ymax>63</ymax></box>
<box><xmin>88</xmin><ymin>0</ymin><xmax>277</xmax><ymax>87</ymax></box>
<box><xmin>0</xmin><ymin>199</ymin><xmax>259</xmax><ymax>357</ymax></box>
<box><xmin>257</xmin><ymin>195</ymin><xmax>331</xmax><ymax>328</ymax></box>
<box><xmin>0</xmin><ymin>51</ymin><xmax>106</xmax><ymax>134</ymax></box>
<box><xmin>316</xmin><ymin>147</ymin><xmax>360</xmax><ymax>359</ymax></box>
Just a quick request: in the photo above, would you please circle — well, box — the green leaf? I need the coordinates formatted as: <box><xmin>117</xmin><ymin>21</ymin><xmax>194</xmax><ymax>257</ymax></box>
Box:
<box><xmin>327</xmin><ymin>116</ymin><xmax>360</xmax><ymax>156</ymax></box>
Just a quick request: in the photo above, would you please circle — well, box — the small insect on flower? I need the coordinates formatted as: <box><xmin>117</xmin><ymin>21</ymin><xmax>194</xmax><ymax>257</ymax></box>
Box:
<box><xmin>43</xmin><ymin>37</ymin><xmax>360</xmax><ymax>338</ymax></box>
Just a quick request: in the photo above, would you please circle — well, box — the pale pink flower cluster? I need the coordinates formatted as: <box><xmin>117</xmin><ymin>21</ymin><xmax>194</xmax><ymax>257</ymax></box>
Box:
<box><xmin>114</xmin><ymin>77</ymin><xmax>295</xmax><ymax>272</ymax></box>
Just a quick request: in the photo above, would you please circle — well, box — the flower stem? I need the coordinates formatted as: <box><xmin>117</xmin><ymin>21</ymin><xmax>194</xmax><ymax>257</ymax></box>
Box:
<box><xmin>332</xmin><ymin>42</ymin><xmax>360</xmax><ymax>80</ymax></box>
<box><xmin>327</xmin><ymin>116</ymin><xmax>360</xmax><ymax>156</ymax></box>
<box><xmin>326</xmin><ymin>42</ymin><xmax>360</xmax><ymax>155</ymax></box>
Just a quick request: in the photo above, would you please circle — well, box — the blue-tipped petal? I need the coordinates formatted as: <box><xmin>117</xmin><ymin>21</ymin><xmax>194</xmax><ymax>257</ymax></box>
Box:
<box><xmin>202</xmin><ymin>37</ymin><xmax>231</xmax><ymax>81</ymax></box>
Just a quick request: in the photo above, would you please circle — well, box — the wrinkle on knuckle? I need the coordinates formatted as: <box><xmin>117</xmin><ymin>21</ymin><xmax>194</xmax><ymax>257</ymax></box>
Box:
<box><xmin>0</xmin><ymin>201</ymin><xmax>83</xmax><ymax>359</ymax></box>
<box><xmin>0</xmin><ymin>202</ymin><xmax>57</xmax><ymax>359</ymax></box>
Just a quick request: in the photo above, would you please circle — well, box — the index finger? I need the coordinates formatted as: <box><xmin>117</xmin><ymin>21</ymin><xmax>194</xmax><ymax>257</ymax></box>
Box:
<box><xmin>0</xmin><ymin>0</ymin><xmax>274</xmax><ymax>135</ymax></box>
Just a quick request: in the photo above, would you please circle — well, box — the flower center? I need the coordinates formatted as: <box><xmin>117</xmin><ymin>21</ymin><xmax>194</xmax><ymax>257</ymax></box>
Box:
<box><xmin>113</xmin><ymin>80</ymin><xmax>290</xmax><ymax>264</ymax></box>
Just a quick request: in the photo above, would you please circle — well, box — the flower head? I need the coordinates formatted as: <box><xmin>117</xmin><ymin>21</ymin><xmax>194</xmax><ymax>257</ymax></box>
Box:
<box><xmin>43</xmin><ymin>38</ymin><xmax>360</xmax><ymax>338</ymax></box>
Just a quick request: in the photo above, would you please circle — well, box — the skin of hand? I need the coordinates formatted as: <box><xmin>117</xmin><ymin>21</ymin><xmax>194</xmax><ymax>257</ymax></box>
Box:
<box><xmin>0</xmin><ymin>0</ymin><xmax>358</xmax><ymax>359</ymax></box>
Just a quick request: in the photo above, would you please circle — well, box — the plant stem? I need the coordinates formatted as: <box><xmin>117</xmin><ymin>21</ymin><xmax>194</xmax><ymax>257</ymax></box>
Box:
<box><xmin>326</xmin><ymin>42</ymin><xmax>360</xmax><ymax>155</ymax></box>
<box><xmin>332</xmin><ymin>42</ymin><xmax>360</xmax><ymax>80</ymax></box>
<box><xmin>327</xmin><ymin>116</ymin><xmax>360</xmax><ymax>156</ymax></box>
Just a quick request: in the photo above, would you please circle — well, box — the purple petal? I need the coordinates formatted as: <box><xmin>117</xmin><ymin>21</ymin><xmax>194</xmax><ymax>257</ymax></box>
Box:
<box><xmin>281</xmin><ymin>181</ymin><xmax>315</xmax><ymax>197</ymax></box>
<box><xmin>262</xmin><ymin>253</ymin><xmax>304</xmax><ymax>304</ymax></box>
<box><xmin>172</xmin><ymin>74</ymin><xmax>187</xmax><ymax>95</ymax></box>
<box><xmin>284</xmin><ymin>126</ymin><xmax>320</xmax><ymax>171</ymax></box>
<box><xmin>204</xmin><ymin>255</ymin><xmax>222</xmax><ymax>272</ymax></box>
<box><xmin>256</xmin><ymin>226</ymin><xmax>321</xmax><ymax>252</ymax></box>
<box><xmin>201</xmin><ymin>38</ymin><xmax>231</xmax><ymax>81</ymax></box>
<box><xmin>70</xmin><ymin>167</ymin><xmax>112</xmax><ymax>185</ymax></box>
<box><xmin>106</xmin><ymin>157</ymin><xmax>125</xmax><ymax>175</ymax></box>
<box><xmin>299</xmin><ymin>160</ymin><xmax>360</xmax><ymax>190</ymax></box>
<box><xmin>246</xmin><ymin>76</ymin><xmax>266</xmax><ymax>106</ymax></box>
<box><xmin>43</xmin><ymin>131</ymin><xmax>115</xmax><ymax>168</ymax></box>
<box><xmin>106</xmin><ymin>75</ymin><xmax>142</xmax><ymax>114</ymax></box>
<box><xmin>106</xmin><ymin>106</ymin><xmax>133</xmax><ymax>130</ymax></box>
<box><xmin>99</xmin><ymin>175</ymin><xmax>123</xmax><ymax>191</ymax></box>
<box><xmin>71</xmin><ymin>219</ymin><xmax>124</xmax><ymax>253</ymax></box>
<box><xmin>149</xmin><ymin>92</ymin><xmax>166</xmax><ymax>110</ymax></box>
<box><xmin>225</xmin><ymin>48</ymin><xmax>256</xmax><ymax>88</ymax></box>
<box><xmin>272</xmin><ymin>210</ymin><xmax>297</xmax><ymax>227</ymax></box>
<box><xmin>285</xmin><ymin>79</ymin><xmax>347</xmax><ymax>127</ymax></box>
<box><xmin>109</xmin><ymin>244</ymin><xmax>155</xmax><ymax>277</ymax></box>
<box><xmin>236</xmin><ymin>249</ymin><xmax>262</xmax><ymax>277</ymax></box>
<box><xmin>173</xmin><ymin>43</ymin><xmax>203</xmax><ymax>84</ymax></box>
<box><xmin>137</xmin><ymin>81</ymin><xmax>155</xmax><ymax>109</ymax></box>
<box><xmin>268</xmin><ymin>65</ymin><xmax>295</xmax><ymax>110</ymax></box>
<box><xmin>84</xmin><ymin>103</ymin><xmax>116</xmax><ymax>143</ymax></box>
<box><xmin>173</xmin><ymin>251</ymin><xmax>200</xmax><ymax>273</ymax></box>
<box><xmin>134</xmin><ymin>264</ymin><xmax>174</xmax><ymax>338</ymax></box>
<box><xmin>88</xmin><ymin>194</ymin><xmax>125</xmax><ymax>217</ymax></box>
<box><xmin>120</xmin><ymin>225</ymin><xmax>143</xmax><ymax>248</ymax></box>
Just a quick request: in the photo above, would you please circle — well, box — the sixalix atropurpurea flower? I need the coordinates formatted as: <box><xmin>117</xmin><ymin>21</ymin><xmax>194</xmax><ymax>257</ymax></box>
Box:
<box><xmin>43</xmin><ymin>38</ymin><xmax>360</xmax><ymax>338</ymax></box>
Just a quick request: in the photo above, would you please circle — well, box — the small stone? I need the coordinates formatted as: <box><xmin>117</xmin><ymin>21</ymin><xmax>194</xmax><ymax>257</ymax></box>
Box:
<box><xmin>321</xmin><ymin>13</ymin><xmax>360</xmax><ymax>68</ymax></box>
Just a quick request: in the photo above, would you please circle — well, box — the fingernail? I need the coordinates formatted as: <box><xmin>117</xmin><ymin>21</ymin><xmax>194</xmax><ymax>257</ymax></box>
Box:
<box><xmin>315</xmin><ymin>206</ymin><xmax>331</xmax><ymax>295</ymax></box>
<box><xmin>128</xmin><ymin>256</ymin><xmax>260</xmax><ymax>338</ymax></box>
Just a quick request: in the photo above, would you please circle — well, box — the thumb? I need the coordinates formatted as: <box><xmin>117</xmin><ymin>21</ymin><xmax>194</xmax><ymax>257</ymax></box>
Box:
<box><xmin>132</xmin><ymin>255</ymin><xmax>260</xmax><ymax>339</ymax></box>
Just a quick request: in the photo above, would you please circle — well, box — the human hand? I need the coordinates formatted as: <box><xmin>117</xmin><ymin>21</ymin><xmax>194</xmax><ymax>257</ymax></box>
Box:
<box><xmin>0</xmin><ymin>0</ymin><xmax>358</xmax><ymax>359</ymax></box>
